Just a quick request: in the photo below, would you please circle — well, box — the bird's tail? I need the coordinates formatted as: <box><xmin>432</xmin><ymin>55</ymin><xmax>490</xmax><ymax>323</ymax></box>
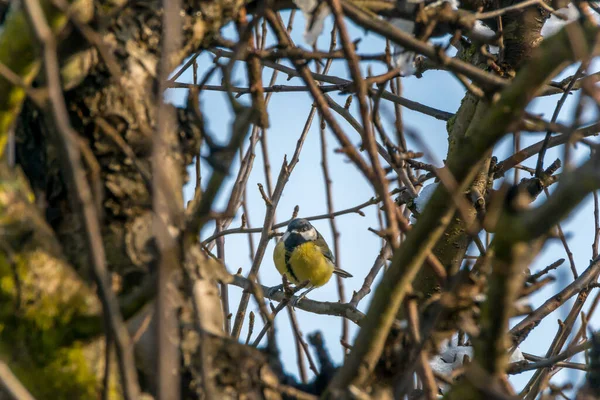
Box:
<box><xmin>333</xmin><ymin>267</ymin><xmax>353</xmax><ymax>278</ymax></box>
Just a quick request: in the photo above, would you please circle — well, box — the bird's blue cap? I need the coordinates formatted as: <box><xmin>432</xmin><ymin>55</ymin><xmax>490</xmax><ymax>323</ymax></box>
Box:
<box><xmin>288</xmin><ymin>218</ymin><xmax>312</xmax><ymax>232</ymax></box>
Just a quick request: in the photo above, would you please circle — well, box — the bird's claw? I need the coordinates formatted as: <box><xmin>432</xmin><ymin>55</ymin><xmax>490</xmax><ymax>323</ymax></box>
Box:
<box><xmin>290</xmin><ymin>295</ymin><xmax>302</xmax><ymax>310</ymax></box>
<box><xmin>267</xmin><ymin>284</ymin><xmax>284</xmax><ymax>297</ymax></box>
<box><xmin>291</xmin><ymin>290</ymin><xmax>310</xmax><ymax>310</ymax></box>
<box><xmin>290</xmin><ymin>286</ymin><xmax>315</xmax><ymax>310</ymax></box>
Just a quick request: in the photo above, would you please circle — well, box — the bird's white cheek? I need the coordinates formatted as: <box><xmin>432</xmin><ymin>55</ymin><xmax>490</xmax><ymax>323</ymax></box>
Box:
<box><xmin>301</xmin><ymin>228</ymin><xmax>317</xmax><ymax>241</ymax></box>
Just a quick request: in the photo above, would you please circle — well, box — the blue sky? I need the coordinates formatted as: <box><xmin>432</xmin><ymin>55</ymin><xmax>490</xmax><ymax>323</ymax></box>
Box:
<box><xmin>168</xmin><ymin>9</ymin><xmax>600</xmax><ymax>392</ymax></box>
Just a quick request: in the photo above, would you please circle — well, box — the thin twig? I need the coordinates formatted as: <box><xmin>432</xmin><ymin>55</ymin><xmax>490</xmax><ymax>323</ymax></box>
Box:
<box><xmin>210</xmin><ymin>49</ymin><xmax>454</xmax><ymax>121</ymax></box>
<box><xmin>244</xmin><ymin>311</ymin><xmax>255</xmax><ymax>345</ymax></box>
<box><xmin>515</xmin><ymin>341</ymin><xmax>592</xmax><ymax>373</ymax></box>
<box><xmin>216</xmin><ymin>225</ymin><xmax>231</xmax><ymax>335</ymax></box>
<box><xmin>475</xmin><ymin>0</ymin><xmax>555</xmax><ymax>19</ymax></box>
<box><xmin>288</xmin><ymin>306</ymin><xmax>319</xmax><ymax>378</ymax></box>
<box><xmin>349</xmin><ymin>244</ymin><xmax>391</xmax><ymax>307</ymax></box>
<box><xmin>511</xmin><ymin>257</ymin><xmax>600</xmax><ymax>341</ymax></box>
<box><xmin>340</xmin><ymin>0</ymin><xmax>508</xmax><ymax>90</ymax></box>
<box><xmin>202</xmin><ymin>193</ymin><xmax>387</xmax><ymax>244</ymax></box>
<box><xmin>102</xmin><ymin>332</ymin><xmax>113</xmax><ymax>400</ymax></box>
<box><xmin>535</xmin><ymin>66</ymin><xmax>585</xmax><ymax>177</ymax></box>
<box><xmin>544</xmin><ymin>187</ymin><xmax>577</xmax><ymax>279</ymax></box>
<box><xmin>594</xmin><ymin>190</ymin><xmax>599</xmax><ymax>259</ymax></box>
<box><xmin>0</xmin><ymin>361</ymin><xmax>38</xmax><ymax>400</ymax></box>
<box><xmin>495</xmin><ymin>122</ymin><xmax>600</xmax><ymax>175</ymax></box>
<box><xmin>528</xmin><ymin>258</ymin><xmax>565</xmax><ymax>282</ymax></box>
<box><xmin>251</xmin><ymin>282</ymin><xmax>309</xmax><ymax>347</ymax></box>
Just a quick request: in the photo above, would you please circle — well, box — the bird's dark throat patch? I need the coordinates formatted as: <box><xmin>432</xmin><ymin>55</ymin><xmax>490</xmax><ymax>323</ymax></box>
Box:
<box><xmin>284</xmin><ymin>232</ymin><xmax>308</xmax><ymax>249</ymax></box>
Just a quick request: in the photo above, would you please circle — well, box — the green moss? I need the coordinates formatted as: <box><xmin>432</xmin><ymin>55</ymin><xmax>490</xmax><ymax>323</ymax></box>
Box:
<box><xmin>15</xmin><ymin>345</ymin><xmax>98</xmax><ymax>400</ymax></box>
<box><xmin>0</xmin><ymin>193</ymin><xmax>106</xmax><ymax>400</ymax></box>
<box><xmin>464</xmin><ymin>42</ymin><xmax>478</xmax><ymax>61</ymax></box>
<box><xmin>0</xmin><ymin>253</ymin><xmax>90</xmax><ymax>342</ymax></box>
<box><xmin>0</xmin><ymin>250</ymin><xmax>108</xmax><ymax>399</ymax></box>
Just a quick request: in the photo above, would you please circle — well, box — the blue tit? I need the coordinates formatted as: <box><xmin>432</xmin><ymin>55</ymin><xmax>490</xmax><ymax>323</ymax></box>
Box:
<box><xmin>272</xmin><ymin>218</ymin><xmax>352</xmax><ymax>307</ymax></box>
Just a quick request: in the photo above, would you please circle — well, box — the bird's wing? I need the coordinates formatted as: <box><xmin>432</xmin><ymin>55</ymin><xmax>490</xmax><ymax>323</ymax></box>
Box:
<box><xmin>315</xmin><ymin>230</ymin><xmax>353</xmax><ymax>278</ymax></box>
<box><xmin>315</xmin><ymin>230</ymin><xmax>335</xmax><ymax>264</ymax></box>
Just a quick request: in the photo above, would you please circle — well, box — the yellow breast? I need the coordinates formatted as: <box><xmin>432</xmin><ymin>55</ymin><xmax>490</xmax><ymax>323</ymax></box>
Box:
<box><xmin>273</xmin><ymin>241</ymin><xmax>334</xmax><ymax>288</ymax></box>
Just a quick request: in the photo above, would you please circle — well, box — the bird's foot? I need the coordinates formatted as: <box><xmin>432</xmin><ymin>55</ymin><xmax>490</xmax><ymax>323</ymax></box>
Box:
<box><xmin>267</xmin><ymin>284</ymin><xmax>284</xmax><ymax>297</ymax></box>
<box><xmin>291</xmin><ymin>287</ymin><xmax>315</xmax><ymax>310</ymax></box>
<box><xmin>290</xmin><ymin>294</ymin><xmax>304</xmax><ymax>310</ymax></box>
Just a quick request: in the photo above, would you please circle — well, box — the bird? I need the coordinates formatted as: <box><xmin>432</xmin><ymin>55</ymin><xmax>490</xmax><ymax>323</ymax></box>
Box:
<box><xmin>271</xmin><ymin>218</ymin><xmax>353</xmax><ymax>308</ymax></box>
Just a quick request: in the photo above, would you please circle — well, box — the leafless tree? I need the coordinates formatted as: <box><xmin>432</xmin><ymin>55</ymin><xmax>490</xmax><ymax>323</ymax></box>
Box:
<box><xmin>0</xmin><ymin>0</ymin><xmax>599</xmax><ymax>399</ymax></box>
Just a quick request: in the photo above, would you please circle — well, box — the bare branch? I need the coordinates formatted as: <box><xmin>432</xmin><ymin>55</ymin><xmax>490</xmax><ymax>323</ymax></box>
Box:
<box><xmin>230</xmin><ymin>275</ymin><xmax>365</xmax><ymax>325</ymax></box>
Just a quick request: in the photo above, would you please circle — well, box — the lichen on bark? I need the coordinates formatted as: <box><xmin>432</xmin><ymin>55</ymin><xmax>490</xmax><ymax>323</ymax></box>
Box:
<box><xmin>0</xmin><ymin>165</ymin><xmax>114</xmax><ymax>399</ymax></box>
